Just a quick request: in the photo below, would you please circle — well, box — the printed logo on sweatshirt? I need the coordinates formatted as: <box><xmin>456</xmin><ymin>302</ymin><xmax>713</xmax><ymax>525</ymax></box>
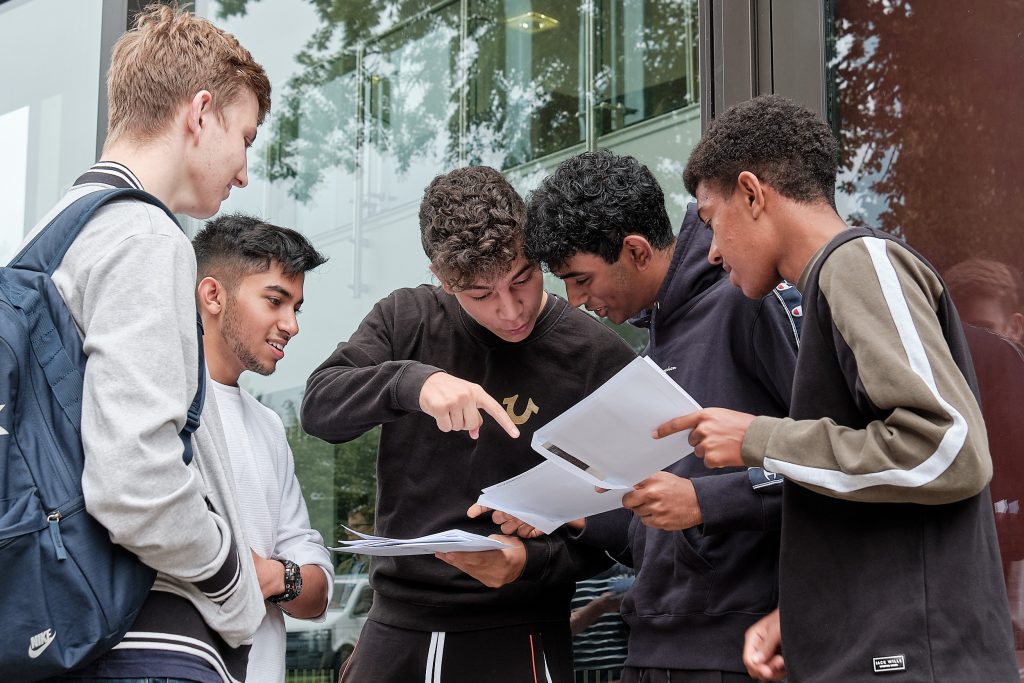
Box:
<box><xmin>872</xmin><ymin>654</ymin><xmax>906</xmax><ymax>673</ymax></box>
<box><xmin>502</xmin><ymin>394</ymin><xmax>539</xmax><ymax>425</ymax></box>
<box><xmin>0</xmin><ymin>404</ymin><xmax>7</xmax><ymax>436</ymax></box>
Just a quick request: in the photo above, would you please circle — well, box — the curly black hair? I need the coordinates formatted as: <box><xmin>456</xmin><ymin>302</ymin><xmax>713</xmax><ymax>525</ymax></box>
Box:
<box><xmin>524</xmin><ymin>149</ymin><xmax>673</xmax><ymax>270</ymax></box>
<box><xmin>193</xmin><ymin>213</ymin><xmax>327</xmax><ymax>286</ymax></box>
<box><xmin>419</xmin><ymin>166</ymin><xmax>526</xmax><ymax>290</ymax></box>
<box><xmin>683</xmin><ymin>94</ymin><xmax>839</xmax><ymax>209</ymax></box>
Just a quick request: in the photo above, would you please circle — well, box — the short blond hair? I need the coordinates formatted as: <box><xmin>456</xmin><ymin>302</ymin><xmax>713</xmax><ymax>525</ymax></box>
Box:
<box><xmin>106</xmin><ymin>3</ymin><xmax>271</xmax><ymax>144</ymax></box>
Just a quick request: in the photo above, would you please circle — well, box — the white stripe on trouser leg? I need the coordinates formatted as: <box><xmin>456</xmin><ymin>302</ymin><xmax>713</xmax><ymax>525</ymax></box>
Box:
<box><xmin>433</xmin><ymin>632</ymin><xmax>445</xmax><ymax>683</ymax></box>
<box><xmin>543</xmin><ymin>650</ymin><xmax>552</xmax><ymax>683</ymax></box>
<box><xmin>425</xmin><ymin>632</ymin><xmax>438</xmax><ymax>683</ymax></box>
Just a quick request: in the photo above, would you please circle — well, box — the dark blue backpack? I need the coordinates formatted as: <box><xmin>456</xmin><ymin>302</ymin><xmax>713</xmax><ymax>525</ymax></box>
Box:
<box><xmin>0</xmin><ymin>188</ymin><xmax>205</xmax><ymax>680</ymax></box>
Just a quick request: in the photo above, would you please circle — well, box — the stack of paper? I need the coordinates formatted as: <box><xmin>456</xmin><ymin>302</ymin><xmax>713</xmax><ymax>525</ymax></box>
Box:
<box><xmin>477</xmin><ymin>356</ymin><xmax>702</xmax><ymax>533</ymax></box>
<box><xmin>331</xmin><ymin>526</ymin><xmax>512</xmax><ymax>556</ymax></box>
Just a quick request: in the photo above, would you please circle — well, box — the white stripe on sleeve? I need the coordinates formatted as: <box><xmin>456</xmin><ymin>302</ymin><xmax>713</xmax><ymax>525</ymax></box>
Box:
<box><xmin>763</xmin><ymin>237</ymin><xmax>968</xmax><ymax>492</ymax></box>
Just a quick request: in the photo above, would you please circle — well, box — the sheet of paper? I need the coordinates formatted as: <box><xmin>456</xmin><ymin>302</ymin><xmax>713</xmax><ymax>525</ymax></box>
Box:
<box><xmin>531</xmin><ymin>356</ymin><xmax>701</xmax><ymax>488</ymax></box>
<box><xmin>329</xmin><ymin>526</ymin><xmax>512</xmax><ymax>556</ymax></box>
<box><xmin>474</xmin><ymin>356</ymin><xmax>703</xmax><ymax>531</ymax></box>
<box><xmin>477</xmin><ymin>461</ymin><xmax>631</xmax><ymax>534</ymax></box>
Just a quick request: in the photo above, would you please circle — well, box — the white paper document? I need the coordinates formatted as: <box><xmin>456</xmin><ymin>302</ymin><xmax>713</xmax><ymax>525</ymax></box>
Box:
<box><xmin>330</xmin><ymin>526</ymin><xmax>513</xmax><ymax>556</ymax></box>
<box><xmin>476</xmin><ymin>356</ymin><xmax>702</xmax><ymax>533</ymax></box>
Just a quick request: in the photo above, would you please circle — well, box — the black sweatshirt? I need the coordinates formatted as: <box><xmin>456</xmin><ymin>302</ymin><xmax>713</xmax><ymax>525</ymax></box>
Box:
<box><xmin>301</xmin><ymin>287</ymin><xmax>636</xmax><ymax>631</ymax></box>
<box><xmin>576</xmin><ymin>205</ymin><xmax>798</xmax><ymax>672</ymax></box>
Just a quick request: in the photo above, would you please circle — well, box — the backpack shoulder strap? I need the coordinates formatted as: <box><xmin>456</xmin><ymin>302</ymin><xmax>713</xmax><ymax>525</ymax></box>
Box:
<box><xmin>10</xmin><ymin>188</ymin><xmax>203</xmax><ymax>465</ymax></box>
<box><xmin>9</xmin><ymin>188</ymin><xmax>178</xmax><ymax>273</ymax></box>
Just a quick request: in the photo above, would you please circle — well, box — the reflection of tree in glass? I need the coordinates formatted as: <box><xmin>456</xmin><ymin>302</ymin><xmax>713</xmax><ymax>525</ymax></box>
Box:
<box><xmin>218</xmin><ymin>0</ymin><xmax>456</xmax><ymax>201</ymax></box>
<box><xmin>281</xmin><ymin>399</ymin><xmax>378</xmax><ymax>571</ymax></box>
<box><xmin>594</xmin><ymin>0</ymin><xmax>697</xmax><ymax>133</ymax></box>
<box><xmin>831</xmin><ymin>0</ymin><xmax>1024</xmax><ymax>275</ymax></box>
<box><xmin>218</xmin><ymin>0</ymin><xmax>699</xmax><ymax>202</ymax></box>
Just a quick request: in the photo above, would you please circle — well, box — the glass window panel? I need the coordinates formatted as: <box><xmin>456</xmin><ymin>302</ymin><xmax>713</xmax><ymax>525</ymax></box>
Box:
<box><xmin>0</xmin><ymin>0</ymin><xmax>104</xmax><ymax>258</ymax></box>
<box><xmin>466</xmin><ymin>1</ymin><xmax>586</xmax><ymax>168</ymax></box>
<box><xmin>595</xmin><ymin>0</ymin><xmax>698</xmax><ymax>135</ymax></box>
<box><xmin>361</xmin><ymin>4</ymin><xmax>461</xmax><ymax>216</ymax></box>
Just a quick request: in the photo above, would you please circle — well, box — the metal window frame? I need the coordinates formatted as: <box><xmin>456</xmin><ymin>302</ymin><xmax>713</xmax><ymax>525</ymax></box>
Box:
<box><xmin>698</xmin><ymin>0</ymin><xmax>827</xmax><ymax>126</ymax></box>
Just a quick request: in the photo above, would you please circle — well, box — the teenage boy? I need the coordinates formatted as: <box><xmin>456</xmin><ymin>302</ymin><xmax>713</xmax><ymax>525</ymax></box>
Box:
<box><xmin>660</xmin><ymin>94</ymin><xmax>1017</xmax><ymax>681</ymax></box>
<box><xmin>193</xmin><ymin>214</ymin><xmax>333</xmax><ymax>683</ymax></box>
<box><xmin>22</xmin><ymin>5</ymin><xmax>272</xmax><ymax>681</ymax></box>
<box><xmin>300</xmin><ymin>166</ymin><xmax>637</xmax><ymax>682</ymax></box>
<box><xmin>509</xmin><ymin>149</ymin><xmax>798</xmax><ymax>682</ymax></box>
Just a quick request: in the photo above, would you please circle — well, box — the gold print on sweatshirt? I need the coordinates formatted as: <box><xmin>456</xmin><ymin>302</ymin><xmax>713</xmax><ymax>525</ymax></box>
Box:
<box><xmin>502</xmin><ymin>394</ymin><xmax>539</xmax><ymax>426</ymax></box>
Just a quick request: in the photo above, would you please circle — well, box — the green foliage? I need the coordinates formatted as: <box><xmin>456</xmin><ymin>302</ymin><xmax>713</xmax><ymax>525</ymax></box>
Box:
<box><xmin>281</xmin><ymin>400</ymin><xmax>378</xmax><ymax>573</ymax></box>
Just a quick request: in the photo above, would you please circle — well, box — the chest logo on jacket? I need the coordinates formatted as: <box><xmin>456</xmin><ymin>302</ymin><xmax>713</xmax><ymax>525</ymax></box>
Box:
<box><xmin>502</xmin><ymin>395</ymin><xmax>539</xmax><ymax>425</ymax></box>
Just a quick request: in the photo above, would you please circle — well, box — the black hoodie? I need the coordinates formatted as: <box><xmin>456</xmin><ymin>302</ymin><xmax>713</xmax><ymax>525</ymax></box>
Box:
<box><xmin>575</xmin><ymin>204</ymin><xmax>799</xmax><ymax>673</ymax></box>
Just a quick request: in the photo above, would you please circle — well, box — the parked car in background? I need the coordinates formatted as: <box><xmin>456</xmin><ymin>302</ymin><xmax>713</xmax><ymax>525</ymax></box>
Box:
<box><xmin>285</xmin><ymin>574</ymin><xmax>372</xmax><ymax>678</ymax></box>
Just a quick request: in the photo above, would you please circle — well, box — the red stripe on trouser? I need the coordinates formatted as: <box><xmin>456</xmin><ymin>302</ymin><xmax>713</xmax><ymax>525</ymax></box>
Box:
<box><xmin>339</xmin><ymin>636</ymin><xmax>358</xmax><ymax>682</ymax></box>
<box><xmin>529</xmin><ymin>633</ymin><xmax>540</xmax><ymax>683</ymax></box>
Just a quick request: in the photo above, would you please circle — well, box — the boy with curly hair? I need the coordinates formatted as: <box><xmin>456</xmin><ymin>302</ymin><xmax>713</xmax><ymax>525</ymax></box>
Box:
<box><xmin>516</xmin><ymin>148</ymin><xmax>799</xmax><ymax>683</ymax></box>
<box><xmin>660</xmin><ymin>94</ymin><xmax>1016</xmax><ymax>681</ymax></box>
<box><xmin>301</xmin><ymin>166</ymin><xmax>636</xmax><ymax>682</ymax></box>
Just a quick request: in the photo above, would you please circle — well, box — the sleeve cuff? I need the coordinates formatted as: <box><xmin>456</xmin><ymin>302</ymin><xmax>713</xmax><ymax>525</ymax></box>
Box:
<box><xmin>691</xmin><ymin>470</ymin><xmax>766</xmax><ymax>535</ymax></box>
<box><xmin>519</xmin><ymin>536</ymin><xmax>554</xmax><ymax>582</ymax></box>
<box><xmin>575</xmin><ymin>508</ymin><xmax>632</xmax><ymax>558</ymax></box>
<box><xmin>742</xmin><ymin>416</ymin><xmax>783</xmax><ymax>467</ymax></box>
<box><xmin>194</xmin><ymin>542</ymin><xmax>241</xmax><ymax>605</ymax></box>
<box><xmin>393</xmin><ymin>362</ymin><xmax>444</xmax><ymax>411</ymax></box>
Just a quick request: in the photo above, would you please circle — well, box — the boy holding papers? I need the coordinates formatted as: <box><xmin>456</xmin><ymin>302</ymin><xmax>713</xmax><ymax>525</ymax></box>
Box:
<box><xmin>300</xmin><ymin>166</ymin><xmax>635</xmax><ymax>682</ymax></box>
<box><xmin>511</xmin><ymin>149</ymin><xmax>800</xmax><ymax>682</ymax></box>
<box><xmin>660</xmin><ymin>94</ymin><xmax>1016</xmax><ymax>681</ymax></box>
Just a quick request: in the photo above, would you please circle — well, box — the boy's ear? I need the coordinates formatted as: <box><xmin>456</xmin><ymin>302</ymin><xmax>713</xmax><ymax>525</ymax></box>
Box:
<box><xmin>196</xmin><ymin>276</ymin><xmax>225</xmax><ymax>316</ymax></box>
<box><xmin>737</xmin><ymin>171</ymin><xmax>766</xmax><ymax>218</ymax></box>
<box><xmin>622</xmin><ymin>235</ymin><xmax>655</xmax><ymax>271</ymax></box>
<box><xmin>186</xmin><ymin>90</ymin><xmax>214</xmax><ymax>139</ymax></box>
<box><xmin>1010</xmin><ymin>311</ymin><xmax>1024</xmax><ymax>343</ymax></box>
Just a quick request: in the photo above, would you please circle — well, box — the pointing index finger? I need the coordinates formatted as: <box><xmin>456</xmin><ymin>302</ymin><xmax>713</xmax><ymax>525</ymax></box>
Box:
<box><xmin>476</xmin><ymin>390</ymin><xmax>521</xmax><ymax>438</ymax></box>
<box><xmin>653</xmin><ymin>410</ymin><xmax>703</xmax><ymax>439</ymax></box>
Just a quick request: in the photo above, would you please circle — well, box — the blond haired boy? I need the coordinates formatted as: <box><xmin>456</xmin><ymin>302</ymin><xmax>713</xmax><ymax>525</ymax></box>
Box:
<box><xmin>21</xmin><ymin>5</ymin><xmax>272</xmax><ymax>681</ymax></box>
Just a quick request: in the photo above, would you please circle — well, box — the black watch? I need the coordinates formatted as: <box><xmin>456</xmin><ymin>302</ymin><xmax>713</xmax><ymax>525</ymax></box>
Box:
<box><xmin>268</xmin><ymin>558</ymin><xmax>302</xmax><ymax>604</ymax></box>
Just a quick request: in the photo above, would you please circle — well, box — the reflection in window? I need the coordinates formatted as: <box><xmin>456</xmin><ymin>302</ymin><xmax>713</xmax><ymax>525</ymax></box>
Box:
<box><xmin>595</xmin><ymin>0</ymin><xmax>698</xmax><ymax>135</ymax></box>
<box><xmin>0</xmin><ymin>106</ymin><xmax>30</xmax><ymax>262</ymax></box>
<box><xmin>362</xmin><ymin>5</ymin><xmax>460</xmax><ymax>215</ymax></box>
<box><xmin>467</xmin><ymin>3</ymin><xmax>584</xmax><ymax>168</ymax></box>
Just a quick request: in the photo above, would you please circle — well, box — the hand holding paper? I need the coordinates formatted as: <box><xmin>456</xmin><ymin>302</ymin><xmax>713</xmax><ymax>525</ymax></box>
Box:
<box><xmin>435</xmin><ymin>534</ymin><xmax>526</xmax><ymax>588</ymax></box>
<box><xmin>468</xmin><ymin>504</ymin><xmax>547</xmax><ymax>538</ymax></box>
<box><xmin>623</xmin><ymin>472</ymin><xmax>703</xmax><ymax>531</ymax></box>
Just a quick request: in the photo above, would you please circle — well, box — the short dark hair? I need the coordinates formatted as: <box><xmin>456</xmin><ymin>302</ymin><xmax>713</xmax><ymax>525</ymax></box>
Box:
<box><xmin>946</xmin><ymin>258</ymin><xmax>1024</xmax><ymax>314</ymax></box>
<box><xmin>419</xmin><ymin>166</ymin><xmax>526</xmax><ymax>290</ymax></box>
<box><xmin>524</xmin><ymin>150</ymin><xmax>674</xmax><ymax>270</ymax></box>
<box><xmin>193</xmin><ymin>213</ymin><xmax>327</xmax><ymax>285</ymax></box>
<box><xmin>683</xmin><ymin>94</ymin><xmax>839</xmax><ymax>209</ymax></box>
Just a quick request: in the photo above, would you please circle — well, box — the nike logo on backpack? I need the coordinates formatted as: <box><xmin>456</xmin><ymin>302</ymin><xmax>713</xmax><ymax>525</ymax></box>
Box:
<box><xmin>28</xmin><ymin>628</ymin><xmax>55</xmax><ymax>659</ymax></box>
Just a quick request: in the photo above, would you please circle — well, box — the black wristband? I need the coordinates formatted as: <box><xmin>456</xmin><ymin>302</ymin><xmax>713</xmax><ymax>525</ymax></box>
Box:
<box><xmin>268</xmin><ymin>558</ymin><xmax>302</xmax><ymax>604</ymax></box>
